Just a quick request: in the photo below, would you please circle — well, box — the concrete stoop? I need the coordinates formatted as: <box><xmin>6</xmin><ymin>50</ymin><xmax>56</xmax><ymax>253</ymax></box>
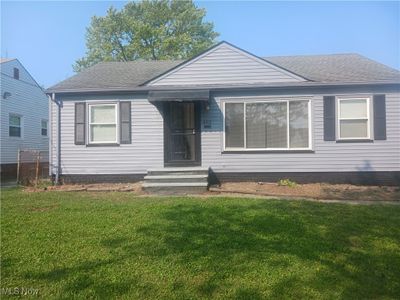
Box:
<box><xmin>143</xmin><ymin>167</ymin><xmax>209</xmax><ymax>194</ymax></box>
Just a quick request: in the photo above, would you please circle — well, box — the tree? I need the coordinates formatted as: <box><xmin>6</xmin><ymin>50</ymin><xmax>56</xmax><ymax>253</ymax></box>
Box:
<box><xmin>73</xmin><ymin>0</ymin><xmax>219</xmax><ymax>72</ymax></box>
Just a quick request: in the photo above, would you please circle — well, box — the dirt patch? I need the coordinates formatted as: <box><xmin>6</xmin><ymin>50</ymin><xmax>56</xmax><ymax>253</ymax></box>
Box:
<box><xmin>210</xmin><ymin>182</ymin><xmax>400</xmax><ymax>201</ymax></box>
<box><xmin>24</xmin><ymin>181</ymin><xmax>400</xmax><ymax>202</ymax></box>
<box><xmin>25</xmin><ymin>182</ymin><xmax>143</xmax><ymax>194</ymax></box>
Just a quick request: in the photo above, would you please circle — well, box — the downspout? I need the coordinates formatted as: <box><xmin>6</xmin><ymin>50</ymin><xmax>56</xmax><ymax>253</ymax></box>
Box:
<box><xmin>48</xmin><ymin>94</ymin><xmax>52</xmax><ymax>178</ymax></box>
<box><xmin>50</xmin><ymin>93</ymin><xmax>61</xmax><ymax>184</ymax></box>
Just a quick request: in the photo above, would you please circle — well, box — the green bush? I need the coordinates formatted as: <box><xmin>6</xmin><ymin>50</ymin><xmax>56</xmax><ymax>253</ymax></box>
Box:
<box><xmin>277</xmin><ymin>178</ymin><xmax>297</xmax><ymax>187</ymax></box>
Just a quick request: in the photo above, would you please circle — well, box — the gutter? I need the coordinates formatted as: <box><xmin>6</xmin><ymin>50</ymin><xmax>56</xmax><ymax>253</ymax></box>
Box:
<box><xmin>45</xmin><ymin>81</ymin><xmax>400</xmax><ymax>95</ymax></box>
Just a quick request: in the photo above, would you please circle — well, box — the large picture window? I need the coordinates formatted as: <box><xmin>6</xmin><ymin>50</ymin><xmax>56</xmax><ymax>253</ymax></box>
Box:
<box><xmin>89</xmin><ymin>104</ymin><xmax>117</xmax><ymax>143</ymax></box>
<box><xmin>337</xmin><ymin>98</ymin><xmax>370</xmax><ymax>139</ymax></box>
<box><xmin>224</xmin><ymin>99</ymin><xmax>311</xmax><ymax>150</ymax></box>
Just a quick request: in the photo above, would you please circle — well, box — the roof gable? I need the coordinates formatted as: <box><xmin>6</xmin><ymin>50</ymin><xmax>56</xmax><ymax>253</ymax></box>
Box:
<box><xmin>0</xmin><ymin>58</ymin><xmax>41</xmax><ymax>87</ymax></box>
<box><xmin>146</xmin><ymin>41</ymin><xmax>307</xmax><ymax>86</ymax></box>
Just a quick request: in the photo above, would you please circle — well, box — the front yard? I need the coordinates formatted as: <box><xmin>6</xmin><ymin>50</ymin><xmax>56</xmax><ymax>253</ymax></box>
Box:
<box><xmin>1</xmin><ymin>188</ymin><xmax>400</xmax><ymax>299</ymax></box>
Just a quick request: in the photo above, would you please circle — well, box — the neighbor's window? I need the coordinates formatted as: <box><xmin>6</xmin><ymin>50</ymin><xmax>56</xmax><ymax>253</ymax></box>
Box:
<box><xmin>224</xmin><ymin>99</ymin><xmax>310</xmax><ymax>150</ymax></box>
<box><xmin>13</xmin><ymin>68</ymin><xmax>19</xmax><ymax>80</ymax></box>
<box><xmin>9</xmin><ymin>114</ymin><xmax>22</xmax><ymax>137</ymax></box>
<box><xmin>338</xmin><ymin>98</ymin><xmax>370</xmax><ymax>139</ymax></box>
<box><xmin>89</xmin><ymin>104</ymin><xmax>117</xmax><ymax>143</ymax></box>
<box><xmin>41</xmin><ymin>120</ymin><xmax>48</xmax><ymax>136</ymax></box>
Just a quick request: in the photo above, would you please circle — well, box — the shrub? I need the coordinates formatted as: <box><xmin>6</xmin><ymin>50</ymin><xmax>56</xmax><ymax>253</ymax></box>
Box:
<box><xmin>277</xmin><ymin>178</ymin><xmax>297</xmax><ymax>187</ymax></box>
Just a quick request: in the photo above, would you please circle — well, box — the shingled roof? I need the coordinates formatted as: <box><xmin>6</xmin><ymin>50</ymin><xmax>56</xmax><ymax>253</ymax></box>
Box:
<box><xmin>267</xmin><ymin>53</ymin><xmax>400</xmax><ymax>83</ymax></box>
<box><xmin>47</xmin><ymin>53</ymin><xmax>400</xmax><ymax>93</ymax></box>
<box><xmin>48</xmin><ymin>60</ymin><xmax>182</xmax><ymax>93</ymax></box>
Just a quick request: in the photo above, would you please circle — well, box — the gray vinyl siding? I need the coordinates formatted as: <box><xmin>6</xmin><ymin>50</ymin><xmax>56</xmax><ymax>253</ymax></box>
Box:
<box><xmin>201</xmin><ymin>89</ymin><xmax>400</xmax><ymax>173</ymax></box>
<box><xmin>51</xmin><ymin>94</ymin><xmax>163</xmax><ymax>175</ymax></box>
<box><xmin>0</xmin><ymin>60</ymin><xmax>48</xmax><ymax>165</ymax></box>
<box><xmin>51</xmin><ymin>88</ymin><xmax>400</xmax><ymax>176</ymax></box>
<box><xmin>149</xmin><ymin>43</ymin><xmax>304</xmax><ymax>86</ymax></box>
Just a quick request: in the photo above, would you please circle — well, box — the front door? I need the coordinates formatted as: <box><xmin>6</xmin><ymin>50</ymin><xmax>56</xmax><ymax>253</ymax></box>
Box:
<box><xmin>164</xmin><ymin>102</ymin><xmax>201</xmax><ymax>167</ymax></box>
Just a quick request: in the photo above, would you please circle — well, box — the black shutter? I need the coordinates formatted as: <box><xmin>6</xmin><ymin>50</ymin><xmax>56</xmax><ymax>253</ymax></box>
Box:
<box><xmin>120</xmin><ymin>101</ymin><xmax>131</xmax><ymax>144</ymax></box>
<box><xmin>75</xmin><ymin>103</ymin><xmax>86</xmax><ymax>145</ymax></box>
<box><xmin>373</xmin><ymin>94</ymin><xmax>386</xmax><ymax>140</ymax></box>
<box><xmin>323</xmin><ymin>96</ymin><xmax>336</xmax><ymax>141</ymax></box>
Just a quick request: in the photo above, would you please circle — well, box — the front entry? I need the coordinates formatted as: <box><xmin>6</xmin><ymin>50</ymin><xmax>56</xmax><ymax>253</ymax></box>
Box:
<box><xmin>164</xmin><ymin>102</ymin><xmax>201</xmax><ymax>167</ymax></box>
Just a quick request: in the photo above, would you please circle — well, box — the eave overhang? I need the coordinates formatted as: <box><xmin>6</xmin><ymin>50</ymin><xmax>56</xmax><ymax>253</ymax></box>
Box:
<box><xmin>46</xmin><ymin>81</ymin><xmax>400</xmax><ymax>96</ymax></box>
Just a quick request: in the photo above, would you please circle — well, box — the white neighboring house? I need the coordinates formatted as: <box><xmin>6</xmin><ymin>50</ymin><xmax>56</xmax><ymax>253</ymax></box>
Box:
<box><xmin>0</xmin><ymin>58</ymin><xmax>48</xmax><ymax>180</ymax></box>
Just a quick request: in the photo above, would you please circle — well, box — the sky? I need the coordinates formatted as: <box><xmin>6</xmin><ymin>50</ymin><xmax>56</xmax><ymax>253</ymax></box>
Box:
<box><xmin>1</xmin><ymin>1</ymin><xmax>399</xmax><ymax>88</ymax></box>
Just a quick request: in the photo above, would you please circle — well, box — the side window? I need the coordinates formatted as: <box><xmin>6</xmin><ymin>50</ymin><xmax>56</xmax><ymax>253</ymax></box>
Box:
<box><xmin>88</xmin><ymin>104</ymin><xmax>118</xmax><ymax>144</ymax></box>
<box><xmin>337</xmin><ymin>98</ymin><xmax>370</xmax><ymax>139</ymax></box>
<box><xmin>9</xmin><ymin>114</ymin><xmax>22</xmax><ymax>137</ymax></box>
<box><xmin>41</xmin><ymin>120</ymin><xmax>48</xmax><ymax>136</ymax></box>
<box><xmin>75</xmin><ymin>102</ymin><xmax>131</xmax><ymax>146</ymax></box>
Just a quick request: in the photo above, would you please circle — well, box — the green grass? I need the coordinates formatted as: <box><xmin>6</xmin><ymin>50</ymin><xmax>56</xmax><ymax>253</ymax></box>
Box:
<box><xmin>1</xmin><ymin>188</ymin><xmax>400</xmax><ymax>299</ymax></box>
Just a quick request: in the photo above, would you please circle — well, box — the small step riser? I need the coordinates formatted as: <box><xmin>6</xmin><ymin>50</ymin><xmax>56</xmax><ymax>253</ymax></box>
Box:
<box><xmin>145</xmin><ymin>178</ymin><xmax>208</xmax><ymax>184</ymax></box>
<box><xmin>148</xmin><ymin>171</ymin><xmax>208</xmax><ymax>176</ymax></box>
<box><xmin>143</xmin><ymin>186</ymin><xmax>208</xmax><ymax>194</ymax></box>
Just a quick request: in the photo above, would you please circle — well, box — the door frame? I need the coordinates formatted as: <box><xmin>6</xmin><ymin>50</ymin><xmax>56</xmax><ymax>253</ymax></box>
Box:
<box><xmin>163</xmin><ymin>101</ymin><xmax>202</xmax><ymax>167</ymax></box>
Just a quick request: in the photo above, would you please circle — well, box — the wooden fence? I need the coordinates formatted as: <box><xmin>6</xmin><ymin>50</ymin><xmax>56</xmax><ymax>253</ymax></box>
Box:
<box><xmin>17</xmin><ymin>150</ymin><xmax>49</xmax><ymax>185</ymax></box>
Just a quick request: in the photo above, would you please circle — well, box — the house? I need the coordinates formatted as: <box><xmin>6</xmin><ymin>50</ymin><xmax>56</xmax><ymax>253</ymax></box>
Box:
<box><xmin>0</xmin><ymin>58</ymin><xmax>49</xmax><ymax>181</ymax></box>
<box><xmin>46</xmin><ymin>41</ymin><xmax>400</xmax><ymax>190</ymax></box>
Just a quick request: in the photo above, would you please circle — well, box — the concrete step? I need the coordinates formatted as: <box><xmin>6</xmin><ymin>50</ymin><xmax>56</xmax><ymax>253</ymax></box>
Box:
<box><xmin>143</xmin><ymin>182</ymin><xmax>208</xmax><ymax>188</ymax></box>
<box><xmin>142</xmin><ymin>182</ymin><xmax>208</xmax><ymax>194</ymax></box>
<box><xmin>147</xmin><ymin>167</ymin><xmax>209</xmax><ymax>176</ymax></box>
<box><xmin>144</xmin><ymin>174</ymin><xmax>208</xmax><ymax>183</ymax></box>
<box><xmin>144</xmin><ymin>167</ymin><xmax>210</xmax><ymax>194</ymax></box>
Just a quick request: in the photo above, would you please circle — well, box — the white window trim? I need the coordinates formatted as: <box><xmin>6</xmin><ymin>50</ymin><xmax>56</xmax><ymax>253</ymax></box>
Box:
<box><xmin>41</xmin><ymin>119</ymin><xmax>48</xmax><ymax>137</ymax></box>
<box><xmin>337</xmin><ymin>97</ymin><xmax>371</xmax><ymax>140</ymax></box>
<box><xmin>9</xmin><ymin>113</ymin><xmax>23</xmax><ymax>138</ymax></box>
<box><xmin>88</xmin><ymin>103</ymin><xmax>119</xmax><ymax>144</ymax></box>
<box><xmin>222</xmin><ymin>98</ymin><xmax>312</xmax><ymax>151</ymax></box>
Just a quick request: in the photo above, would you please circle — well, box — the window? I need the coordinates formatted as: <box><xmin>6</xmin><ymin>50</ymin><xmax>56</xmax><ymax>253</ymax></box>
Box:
<box><xmin>338</xmin><ymin>98</ymin><xmax>370</xmax><ymax>139</ymax></box>
<box><xmin>225</xmin><ymin>103</ymin><xmax>244</xmax><ymax>148</ymax></box>
<box><xmin>88</xmin><ymin>104</ymin><xmax>117</xmax><ymax>143</ymax></box>
<box><xmin>13</xmin><ymin>68</ymin><xmax>19</xmax><ymax>80</ymax></box>
<box><xmin>41</xmin><ymin>120</ymin><xmax>48</xmax><ymax>136</ymax></box>
<box><xmin>9</xmin><ymin>114</ymin><xmax>22</xmax><ymax>137</ymax></box>
<box><xmin>224</xmin><ymin>99</ymin><xmax>311</xmax><ymax>150</ymax></box>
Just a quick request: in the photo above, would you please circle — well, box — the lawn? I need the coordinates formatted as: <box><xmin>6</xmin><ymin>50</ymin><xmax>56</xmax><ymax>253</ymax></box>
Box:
<box><xmin>1</xmin><ymin>188</ymin><xmax>400</xmax><ymax>299</ymax></box>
